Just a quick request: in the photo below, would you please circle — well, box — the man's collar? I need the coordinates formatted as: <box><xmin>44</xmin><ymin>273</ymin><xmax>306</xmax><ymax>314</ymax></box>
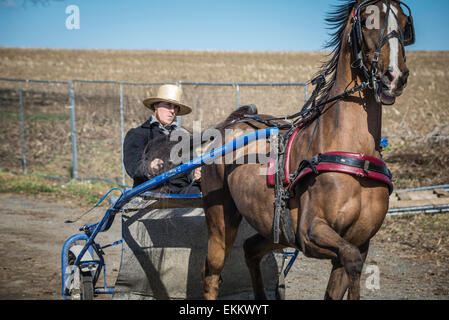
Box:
<box><xmin>142</xmin><ymin>115</ymin><xmax>179</xmax><ymax>131</ymax></box>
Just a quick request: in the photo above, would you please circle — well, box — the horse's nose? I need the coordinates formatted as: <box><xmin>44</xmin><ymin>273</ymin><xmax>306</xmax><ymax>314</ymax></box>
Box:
<box><xmin>398</xmin><ymin>69</ymin><xmax>409</xmax><ymax>89</ymax></box>
<box><xmin>383</xmin><ymin>68</ymin><xmax>409</xmax><ymax>93</ymax></box>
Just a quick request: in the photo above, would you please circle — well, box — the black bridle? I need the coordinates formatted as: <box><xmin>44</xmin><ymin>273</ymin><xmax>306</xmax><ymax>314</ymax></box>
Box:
<box><xmin>350</xmin><ymin>0</ymin><xmax>415</xmax><ymax>103</ymax></box>
<box><xmin>230</xmin><ymin>0</ymin><xmax>415</xmax><ymax>131</ymax></box>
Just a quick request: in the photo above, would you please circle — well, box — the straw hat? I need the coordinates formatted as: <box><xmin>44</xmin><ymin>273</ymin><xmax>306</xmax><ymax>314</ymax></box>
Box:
<box><xmin>143</xmin><ymin>84</ymin><xmax>192</xmax><ymax>116</ymax></box>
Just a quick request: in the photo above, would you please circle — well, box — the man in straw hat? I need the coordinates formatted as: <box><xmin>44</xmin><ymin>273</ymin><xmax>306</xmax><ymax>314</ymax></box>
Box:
<box><xmin>123</xmin><ymin>84</ymin><xmax>201</xmax><ymax>192</ymax></box>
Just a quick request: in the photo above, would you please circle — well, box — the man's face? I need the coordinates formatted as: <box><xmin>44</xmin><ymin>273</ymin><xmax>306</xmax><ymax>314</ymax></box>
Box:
<box><xmin>154</xmin><ymin>102</ymin><xmax>179</xmax><ymax>126</ymax></box>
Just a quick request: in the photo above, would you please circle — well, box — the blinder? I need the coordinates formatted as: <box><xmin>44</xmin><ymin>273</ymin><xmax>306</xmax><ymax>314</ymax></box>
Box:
<box><xmin>351</xmin><ymin>1</ymin><xmax>415</xmax><ymax>50</ymax></box>
<box><xmin>401</xmin><ymin>4</ymin><xmax>415</xmax><ymax>46</ymax></box>
<box><xmin>349</xmin><ymin>0</ymin><xmax>415</xmax><ymax>94</ymax></box>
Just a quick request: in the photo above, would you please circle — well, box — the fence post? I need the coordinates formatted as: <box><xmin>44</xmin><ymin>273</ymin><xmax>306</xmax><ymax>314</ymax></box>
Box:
<box><xmin>235</xmin><ymin>84</ymin><xmax>240</xmax><ymax>109</ymax></box>
<box><xmin>18</xmin><ymin>81</ymin><xmax>27</xmax><ymax>174</ymax></box>
<box><xmin>120</xmin><ymin>84</ymin><xmax>126</xmax><ymax>186</ymax></box>
<box><xmin>68</xmin><ymin>81</ymin><xmax>78</xmax><ymax>179</ymax></box>
<box><xmin>177</xmin><ymin>81</ymin><xmax>183</xmax><ymax>127</ymax></box>
<box><xmin>304</xmin><ymin>83</ymin><xmax>309</xmax><ymax>103</ymax></box>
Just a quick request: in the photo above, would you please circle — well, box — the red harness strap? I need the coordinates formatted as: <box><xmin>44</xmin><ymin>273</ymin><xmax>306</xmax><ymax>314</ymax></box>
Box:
<box><xmin>266</xmin><ymin>122</ymin><xmax>393</xmax><ymax>193</ymax></box>
<box><xmin>282</xmin><ymin>127</ymin><xmax>301</xmax><ymax>185</ymax></box>
<box><xmin>289</xmin><ymin>151</ymin><xmax>393</xmax><ymax>194</ymax></box>
<box><xmin>267</xmin><ymin>149</ymin><xmax>393</xmax><ymax>194</ymax></box>
<box><xmin>267</xmin><ymin>126</ymin><xmax>301</xmax><ymax>187</ymax></box>
<box><xmin>267</xmin><ymin>157</ymin><xmax>277</xmax><ymax>186</ymax></box>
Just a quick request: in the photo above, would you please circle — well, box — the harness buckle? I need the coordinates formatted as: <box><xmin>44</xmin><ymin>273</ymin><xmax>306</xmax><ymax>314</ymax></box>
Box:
<box><xmin>363</xmin><ymin>160</ymin><xmax>370</xmax><ymax>176</ymax></box>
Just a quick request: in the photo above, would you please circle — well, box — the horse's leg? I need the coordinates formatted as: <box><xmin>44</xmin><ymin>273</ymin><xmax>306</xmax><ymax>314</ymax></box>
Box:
<box><xmin>243</xmin><ymin>234</ymin><xmax>285</xmax><ymax>300</ymax></box>
<box><xmin>324</xmin><ymin>261</ymin><xmax>349</xmax><ymax>300</ymax></box>
<box><xmin>306</xmin><ymin>218</ymin><xmax>363</xmax><ymax>300</ymax></box>
<box><xmin>346</xmin><ymin>241</ymin><xmax>370</xmax><ymax>300</ymax></box>
<box><xmin>202</xmin><ymin>202</ymin><xmax>242</xmax><ymax>300</ymax></box>
<box><xmin>324</xmin><ymin>241</ymin><xmax>370</xmax><ymax>300</ymax></box>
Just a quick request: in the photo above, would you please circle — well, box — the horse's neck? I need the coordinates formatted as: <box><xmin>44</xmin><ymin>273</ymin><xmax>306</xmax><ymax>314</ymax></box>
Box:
<box><xmin>310</xmin><ymin>49</ymin><xmax>382</xmax><ymax>158</ymax></box>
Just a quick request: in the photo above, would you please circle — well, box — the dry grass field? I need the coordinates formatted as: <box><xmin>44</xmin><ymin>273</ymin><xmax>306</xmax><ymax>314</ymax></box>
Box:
<box><xmin>0</xmin><ymin>47</ymin><xmax>448</xmax><ymax>188</ymax></box>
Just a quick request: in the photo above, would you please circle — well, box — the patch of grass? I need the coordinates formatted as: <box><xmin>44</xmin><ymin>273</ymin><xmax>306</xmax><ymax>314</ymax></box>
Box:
<box><xmin>62</xmin><ymin>180</ymin><xmax>106</xmax><ymax>204</ymax></box>
<box><xmin>27</xmin><ymin>111</ymin><xmax>70</xmax><ymax>122</ymax></box>
<box><xmin>0</xmin><ymin>171</ymin><xmax>122</xmax><ymax>205</ymax></box>
<box><xmin>378</xmin><ymin>212</ymin><xmax>449</xmax><ymax>257</ymax></box>
<box><xmin>0</xmin><ymin>110</ymin><xmax>20</xmax><ymax>121</ymax></box>
<box><xmin>0</xmin><ymin>172</ymin><xmax>57</xmax><ymax>194</ymax></box>
<box><xmin>0</xmin><ymin>110</ymin><xmax>69</xmax><ymax>122</ymax></box>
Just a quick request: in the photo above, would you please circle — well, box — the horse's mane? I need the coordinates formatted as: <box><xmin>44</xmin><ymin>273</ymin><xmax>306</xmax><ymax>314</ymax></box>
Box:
<box><xmin>314</xmin><ymin>0</ymin><xmax>357</xmax><ymax>106</ymax></box>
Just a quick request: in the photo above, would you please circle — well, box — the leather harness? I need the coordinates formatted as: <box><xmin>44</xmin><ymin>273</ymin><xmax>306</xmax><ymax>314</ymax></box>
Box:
<box><xmin>265</xmin><ymin>125</ymin><xmax>393</xmax><ymax>246</ymax></box>
<box><xmin>267</xmin><ymin>127</ymin><xmax>393</xmax><ymax>194</ymax></box>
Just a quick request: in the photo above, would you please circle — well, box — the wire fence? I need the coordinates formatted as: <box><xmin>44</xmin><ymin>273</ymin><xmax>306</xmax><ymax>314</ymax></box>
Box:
<box><xmin>1</xmin><ymin>77</ymin><xmax>448</xmax><ymax>188</ymax></box>
<box><xmin>0</xmin><ymin>77</ymin><xmax>311</xmax><ymax>186</ymax></box>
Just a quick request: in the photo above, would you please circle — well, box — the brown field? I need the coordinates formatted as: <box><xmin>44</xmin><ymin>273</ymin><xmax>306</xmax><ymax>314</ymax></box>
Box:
<box><xmin>0</xmin><ymin>47</ymin><xmax>448</xmax><ymax>188</ymax></box>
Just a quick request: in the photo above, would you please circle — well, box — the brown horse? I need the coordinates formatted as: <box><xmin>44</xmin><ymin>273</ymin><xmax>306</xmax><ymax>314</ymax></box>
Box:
<box><xmin>201</xmin><ymin>0</ymin><xmax>414</xmax><ymax>300</ymax></box>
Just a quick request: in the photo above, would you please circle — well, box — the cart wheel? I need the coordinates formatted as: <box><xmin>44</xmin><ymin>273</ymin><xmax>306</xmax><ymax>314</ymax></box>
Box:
<box><xmin>65</xmin><ymin>243</ymin><xmax>94</xmax><ymax>300</ymax></box>
<box><xmin>80</xmin><ymin>271</ymin><xmax>94</xmax><ymax>300</ymax></box>
<box><xmin>275</xmin><ymin>272</ymin><xmax>286</xmax><ymax>300</ymax></box>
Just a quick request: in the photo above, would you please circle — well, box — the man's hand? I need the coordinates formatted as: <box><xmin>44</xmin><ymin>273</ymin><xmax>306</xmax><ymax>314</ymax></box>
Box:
<box><xmin>149</xmin><ymin>158</ymin><xmax>164</xmax><ymax>175</ymax></box>
<box><xmin>194</xmin><ymin>167</ymin><xmax>201</xmax><ymax>181</ymax></box>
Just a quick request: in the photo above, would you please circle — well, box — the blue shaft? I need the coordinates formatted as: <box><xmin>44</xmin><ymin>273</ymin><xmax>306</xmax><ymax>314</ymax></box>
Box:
<box><xmin>113</xmin><ymin>127</ymin><xmax>279</xmax><ymax>209</ymax></box>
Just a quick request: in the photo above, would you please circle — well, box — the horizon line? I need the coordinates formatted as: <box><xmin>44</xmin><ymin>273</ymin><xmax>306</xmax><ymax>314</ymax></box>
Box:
<box><xmin>0</xmin><ymin>45</ymin><xmax>444</xmax><ymax>53</ymax></box>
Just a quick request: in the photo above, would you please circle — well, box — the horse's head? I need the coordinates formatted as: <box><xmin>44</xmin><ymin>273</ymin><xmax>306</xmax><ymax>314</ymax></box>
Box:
<box><xmin>350</xmin><ymin>0</ymin><xmax>415</xmax><ymax>105</ymax></box>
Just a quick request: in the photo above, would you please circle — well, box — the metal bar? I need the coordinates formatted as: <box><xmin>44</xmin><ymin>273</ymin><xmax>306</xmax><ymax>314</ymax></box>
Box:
<box><xmin>236</xmin><ymin>84</ymin><xmax>240</xmax><ymax>109</ymax></box>
<box><xmin>94</xmin><ymin>287</ymin><xmax>115</xmax><ymax>294</ymax></box>
<box><xmin>388</xmin><ymin>204</ymin><xmax>449</xmax><ymax>212</ymax></box>
<box><xmin>119</xmin><ymin>84</ymin><xmax>126</xmax><ymax>186</ymax></box>
<box><xmin>100</xmin><ymin>239</ymin><xmax>123</xmax><ymax>250</ymax></box>
<box><xmin>179</xmin><ymin>81</ymin><xmax>307</xmax><ymax>87</ymax></box>
<box><xmin>90</xmin><ymin>243</ymin><xmax>106</xmax><ymax>289</ymax></box>
<box><xmin>387</xmin><ymin>204</ymin><xmax>449</xmax><ymax>216</ymax></box>
<box><xmin>388</xmin><ymin>208</ymin><xmax>449</xmax><ymax>216</ymax></box>
<box><xmin>177</xmin><ymin>82</ymin><xmax>183</xmax><ymax>127</ymax></box>
<box><xmin>393</xmin><ymin>184</ymin><xmax>449</xmax><ymax>193</ymax></box>
<box><xmin>384</xmin><ymin>135</ymin><xmax>449</xmax><ymax>140</ymax></box>
<box><xmin>283</xmin><ymin>249</ymin><xmax>299</xmax><ymax>277</ymax></box>
<box><xmin>68</xmin><ymin>81</ymin><xmax>78</xmax><ymax>179</ymax></box>
<box><xmin>304</xmin><ymin>83</ymin><xmax>309</xmax><ymax>103</ymax></box>
<box><xmin>0</xmin><ymin>77</ymin><xmax>69</xmax><ymax>84</ymax></box>
<box><xmin>73</xmin><ymin>79</ymin><xmax>177</xmax><ymax>86</ymax></box>
<box><xmin>18</xmin><ymin>82</ymin><xmax>27</xmax><ymax>174</ymax></box>
<box><xmin>3</xmin><ymin>78</ymin><xmax>307</xmax><ymax>87</ymax></box>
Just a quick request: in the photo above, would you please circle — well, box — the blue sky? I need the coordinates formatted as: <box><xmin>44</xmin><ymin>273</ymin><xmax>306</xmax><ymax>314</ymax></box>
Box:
<box><xmin>0</xmin><ymin>0</ymin><xmax>448</xmax><ymax>51</ymax></box>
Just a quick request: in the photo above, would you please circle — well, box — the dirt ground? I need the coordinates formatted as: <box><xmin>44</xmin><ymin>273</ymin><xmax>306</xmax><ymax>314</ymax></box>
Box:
<box><xmin>0</xmin><ymin>192</ymin><xmax>448</xmax><ymax>300</ymax></box>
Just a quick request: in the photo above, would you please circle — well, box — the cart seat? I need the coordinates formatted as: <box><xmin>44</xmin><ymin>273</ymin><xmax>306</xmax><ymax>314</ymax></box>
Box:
<box><xmin>110</xmin><ymin>192</ymin><xmax>204</xmax><ymax>212</ymax></box>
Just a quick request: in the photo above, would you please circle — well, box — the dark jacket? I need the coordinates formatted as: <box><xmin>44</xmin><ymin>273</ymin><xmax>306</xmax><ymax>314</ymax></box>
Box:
<box><xmin>123</xmin><ymin>117</ymin><xmax>200</xmax><ymax>193</ymax></box>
